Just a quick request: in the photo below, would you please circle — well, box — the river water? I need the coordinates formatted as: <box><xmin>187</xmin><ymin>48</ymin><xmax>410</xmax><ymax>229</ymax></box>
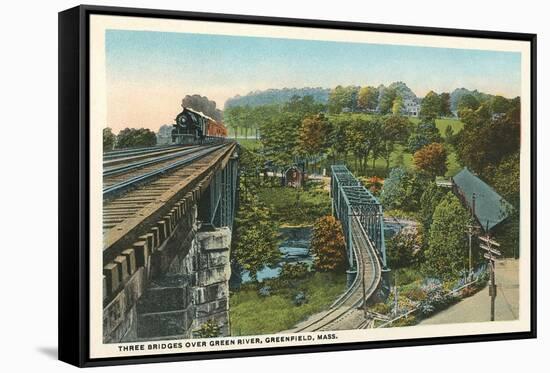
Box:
<box><xmin>240</xmin><ymin>226</ymin><xmax>313</xmax><ymax>283</ymax></box>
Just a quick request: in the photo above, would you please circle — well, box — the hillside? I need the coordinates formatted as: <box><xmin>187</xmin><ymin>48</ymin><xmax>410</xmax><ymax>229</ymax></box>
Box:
<box><xmin>224</xmin><ymin>87</ymin><xmax>330</xmax><ymax>108</ymax></box>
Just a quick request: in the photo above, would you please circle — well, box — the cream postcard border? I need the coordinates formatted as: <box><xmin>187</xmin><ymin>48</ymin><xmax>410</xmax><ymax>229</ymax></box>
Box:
<box><xmin>89</xmin><ymin>14</ymin><xmax>532</xmax><ymax>359</ymax></box>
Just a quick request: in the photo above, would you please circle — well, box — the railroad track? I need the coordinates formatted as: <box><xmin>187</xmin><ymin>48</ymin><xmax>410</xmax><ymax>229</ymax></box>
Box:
<box><xmin>103</xmin><ymin>144</ymin><xmax>226</xmax><ymax>196</ymax></box>
<box><xmin>291</xmin><ymin>217</ymin><xmax>381</xmax><ymax>332</ymax></box>
<box><xmin>102</xmin><ymin>143</ymin><xmax>234</xmax><ymax>239</ymax></box>
<box><xmin>103</xmin><ymin>144</ymin><xmax>181</xmax><ymax>161</ymax></box>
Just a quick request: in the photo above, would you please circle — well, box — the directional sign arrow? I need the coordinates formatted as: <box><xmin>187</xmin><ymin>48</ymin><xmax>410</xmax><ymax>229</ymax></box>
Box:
<box><xmin>480</xmin><ymin>243</ymin><xmax>501</xmax><ymax>256</ymax></box>
<box><xmin>479</xmin><ymin>236</ymin><xmax>501</xmax><ymax>247</ymax></box>
<box><xmin>484</xmin><ymin>253</ymin><xmax>497</xmax><ymax>261</ymax></box>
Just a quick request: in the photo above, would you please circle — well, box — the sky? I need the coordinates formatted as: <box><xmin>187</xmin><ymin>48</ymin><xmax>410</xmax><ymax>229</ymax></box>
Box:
<box><xmin>105</xmin><ymin>30</ymin><xmax>521</xmax><ymax>132</ymax></box>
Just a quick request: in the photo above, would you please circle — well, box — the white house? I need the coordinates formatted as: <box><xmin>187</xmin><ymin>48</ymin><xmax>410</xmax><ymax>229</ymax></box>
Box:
<box><xmin>403</xmin><ymin>98</ymin><xmax>421</xmax><ymax>117</ymax></box>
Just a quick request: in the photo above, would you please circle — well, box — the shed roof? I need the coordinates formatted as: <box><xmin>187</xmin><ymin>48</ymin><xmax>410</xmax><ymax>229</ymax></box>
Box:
<box><xmin>452</xmin><ymin>167</ymin><xmax>513</xmax><ymax>231</ymax></box>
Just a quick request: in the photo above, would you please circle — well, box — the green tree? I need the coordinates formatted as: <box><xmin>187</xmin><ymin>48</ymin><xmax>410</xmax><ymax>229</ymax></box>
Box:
<box><xmin>379</xmin><ymin>115</ymin><xmax>411</xmax><ymax>169</ymax></box>
<box><xmin>196</xmin><ymin>319</ymin><xmax>222</xmax><ymax>338</ymax></box>
<box><xmin>326</xmin><ymin>116</ymin><xmax>348</xmax><ymax>163</ymax></box>
<box><xmin>457</xmin><ymin>94</ymin><xmax>481</xmax><ymax>114</ymax></box>
<box><xmin>413</xmin><ymin>143</ymin><xmax>448</xmax><ymax>178</ymax></box>
<box><xmin>386</xmin><ymin>230</ymin><xmax>422</xmax><ymax>269</ymax></box>
<box><xmin>443</xmin><ymin>124</ymin><xmax>454</xmax><ymax>144</ymax></box>
<box><xmin>233</xmin><ymin>195</ymin><xmax>280</xmax><ymax>281</ymax></box>
<box><xmin>311</xmin><ymin>215</ymin><xmax>347</xmax><ymax>271</ymax></box>
<box><xmin>490</xmin><ymin>95</ymin><xmax>512</xmax><ymax>114</ymax></box>
<box><xmin>439</xmin><ymin>92</ymin><xmax>452</xmax><ymax>117</ymax></box>
<box><xmin>485</xmin><ymin>152</ymin><xmax>520</xmax><ymax>258</ymax></box>
<box><xmin>223</xmin><ymin>105</ymin><xmax>244</xmax><ymax>138</ymax></box>
<box><xmin>392</xmin><ymin>96</ymin><xmax>404</xmax><ymax>115</ymax></box>
<box><xmin>419</xmin><ymin>182</ymin><xmax>446</xmax><ymax>234</ymax></box>
<box><xmin>380</xmin><ymin>168</ymin><xmax>430</xmax><ymax>211</ymax></box>
<box><xmin>378</xmin><ymin>88</ymin><xmax>397</xmax><ymax>115</ymax></box>
<box><xmin>423</xmin><ymin>193</ymin><xmax>470</xmax><ymax>280</ymax></box>
<box><xmin>407</xmin><ymin>120</ymin><xmax>442</xmax><ymax>153</ymax></box>
<box><xmin>103</xmin><ymin>127</ymin><xmax>116</xmax><ymax>150</ymax></box>
<box><xmin>344</xmin><ymin>115</ymin><xmax>382</xmax><ymax>173</ymax></box>
<box><xmin>357</xmin><ymin>86</ymin><xmax>379</xmax><ymax>111</ymax></box>
<box><xmin>328</xmin><ymin>86</ymin><xmax>359</xmax><ymax>113</ymax></box>
<box><xmin>455</xmin><ymin>100</ymin><xmax>520</xmax><ymax>176</ymax></box>
<box><xmin>419</xmin><ymin>91</ymin><xmax>441</xmax><ymax>121</ymax></box>
<box><xmin>116</xmin><ymin>128</ymin><xmax>157</xmax><ymax>149</ymax></box>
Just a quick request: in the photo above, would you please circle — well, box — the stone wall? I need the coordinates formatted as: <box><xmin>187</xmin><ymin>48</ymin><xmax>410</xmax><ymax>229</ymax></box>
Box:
<box><xmin>103</xmin><ymin>201</ymin><xmax>233</xmax><ymax>343</ymax></box>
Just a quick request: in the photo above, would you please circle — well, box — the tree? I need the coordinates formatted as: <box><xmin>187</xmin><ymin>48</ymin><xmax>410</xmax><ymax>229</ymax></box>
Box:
<box><xmin>485</xmin><ymin>152</ymin><xmax>520</xmax><ymax>258</ymax></box>
<box><xmin>392</xmin><ymin>96</ymin><xmax>404</xmax><ymax>115</ymax></box>
<box><xmin>407</xmin><ymin>120</ymin><xmax>442</xmax><ymax>153</ymax></box>
<box><xmin>223</xmin><ymin>105</ymin><xmax>244</xmax><ymax>138</ymax></box>
<box><xmin>284</xmin><ymin>95</ymin><xmax>324</xmax><ymax>117</ymax></box>
<box><xmin>256</xmin><ymin>96</ymin><xmax>323</xmax><ymax>168</ymax></box>
<box><xmin>378</xmin><ymin>87</ymin><xmax>398</xmax><ymax>115</ymax></box>
<box><xmin>439</xmin><ymin>92</ymin><xmax>452</xmax><ymax>117</ymax></box>
<box><xmin>380</xmin><ymin>168</ymin><xmax>408</xmax><ymax>210</ymax></box>
<box><xmin>419</xmin><ymin>91</ymin><xmax>441</xmax><ymax>121</ymax></box>
<box><xmin>297</xmin><ymin>114</ymin><xmax>330</xmax><ymax>159</ymax></box>
<box><xmin>490</xmin><ymin>95</ymin><xmax>512</xmax><ymax>114</ymax></box>
<box><xmin>457</xmin><ymin>94</ymin><xmax>480</xmax><ymax>114</ymax></box>
<box><xmin>326</xmin><ymin>116</ymin><xmax>348</xmax><ymax>163</ymax></box>
<box><xmin>379</xmin><ymin>116</ymin><xmax>411</xmax><ymax>169</ymax></box>
<box><xmin>328</xmin><ymin>86</ymin><xmax>359</xmax><ymax>113</ymax></box>
<box><xmin>455</xmin><ymin>99</ymin><xmax>520</xmax><ymax>177</ymax></box>
<box><xmin>423</xmin><ymin>193</ymin><xmax>470</xmax><ymax>280</ymax></box>
<box><xmin>357</xmin><ymin>86</ymin><xmax>379</xmax><ymax>111</ymax></box>
<box><xmin>386</xmin><ymin>230</ymin><xmax>422</xmax><ymax>269</ymax></box>
<box><xmin>103</xmin><ymin>127</ymin><xmax>116</xmax><ymax>150</ymax></box>
<box><xmin>419</xmin><ymin>182</ymin><xmax>446</xmax><ymax>234</ymax></box>
<box><xmin>380</xmin><ymin>168</ymin><xmax>430</xmax><ymax>211</ymax></box>
<box><xmin>311</xmin><ymin>215</ymin><xmax>347</xmax><ymax>271</ymax></box>
<box><xmin>115</xmin><ymin>128</ymin><xmax>157</xmax><ymax>149</ymax></box>
<box><xmin>233</xmin><ymin>195</ymin><xmax>280</xmax><ymax>282</ymax></box>
<box><xmin>344</xmin><ymin>115</ymin><xmax>382</xmax><ymax>173</ymax></box>
<box><xmin>443</xmin><ymin>124</ymin><xmax>454</xmax><ymax>144</ymax></box>
<box><xmin>413</xmin><ymin>143</ymin><xmax>448</xmax><ymax>178</ymax></box>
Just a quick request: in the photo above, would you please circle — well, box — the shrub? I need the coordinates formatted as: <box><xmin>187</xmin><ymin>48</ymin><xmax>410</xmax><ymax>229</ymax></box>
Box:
<box><xmin>279</xmin><ymin>262</ymin><xmax>310</xmax><ymax>281</ymax></box>
<box><xmin>195</xmin><ymin>319</ymin><xmax>222</xmax><ymax>338</ymax></box>
<box><xmin>417</xmin><ymin>280</ymin><xmax>458</xmax><ymax>316</ymax></box>
<box><xmin>311</xmin><ymin>216</ymin><xmax>347</xmax><ymax>271</ymax></box>
<box><xmin>403</xmin><ymin>287</ymin><xmax>427</xmax><ymax>302</ymax></box>
<box><xmin>391</xmin><ymin>315</ymin><xmax>416</xmax><ymax>327</ymax></box>
<box><xmin>370</xmin><ymin>303</ymin><xmax>391</xmax><ymax>315</ymax></box>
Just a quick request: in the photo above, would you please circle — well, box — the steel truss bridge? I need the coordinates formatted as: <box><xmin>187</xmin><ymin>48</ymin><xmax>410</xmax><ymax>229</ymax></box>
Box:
<box><xmin>331</xmin><ymin>164</ymin><xmax>387</xmax><ymax>272</ymax></box>
<box><xmin>288</xmin><ymin>165</ymin><xmax>387</xmax><ymax>332</ymax></box>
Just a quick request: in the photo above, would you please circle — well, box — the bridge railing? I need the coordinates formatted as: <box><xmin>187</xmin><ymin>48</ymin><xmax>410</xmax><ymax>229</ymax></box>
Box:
<box><xmin>331</xmin><ymin>165</ymin><xmax>387</xmax><ymax>269</ymax></box>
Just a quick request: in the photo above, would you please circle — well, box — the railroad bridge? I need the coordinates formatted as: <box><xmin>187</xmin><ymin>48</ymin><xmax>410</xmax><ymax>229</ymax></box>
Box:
<box><xmin>289</xmin><ymin>165</ymin><xmax>387</xmax><ymax>332</ymax></box>
<box><xmin>101</xmin><ymin>141</ymin><xmax>238</xmax><ymax>343</ymax></box>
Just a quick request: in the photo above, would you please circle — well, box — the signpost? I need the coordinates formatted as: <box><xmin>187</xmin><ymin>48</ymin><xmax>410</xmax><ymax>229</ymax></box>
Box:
<box><xmin>479</xmin><ymin>234</ymin><xmax>501</xmax><ymax>321</ymax></box>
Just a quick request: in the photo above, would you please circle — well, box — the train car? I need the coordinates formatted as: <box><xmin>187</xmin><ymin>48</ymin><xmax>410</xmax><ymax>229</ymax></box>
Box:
<box><xmin>171</xmin><ymin>107</ymin><xmax>227</xmax><ymax>145</ymax></box>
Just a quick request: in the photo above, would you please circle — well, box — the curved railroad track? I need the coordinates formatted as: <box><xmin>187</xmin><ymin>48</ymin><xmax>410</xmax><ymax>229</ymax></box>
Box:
<box><xmin>291</xmin><ymin>217</ymin><xmax>382</xmax><ymax>332</ymax></box>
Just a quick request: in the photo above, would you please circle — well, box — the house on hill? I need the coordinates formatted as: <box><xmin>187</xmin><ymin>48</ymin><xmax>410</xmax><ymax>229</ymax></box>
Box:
<box><xmin>403</xmin><ymin>98</ymin><xmax>421</xmax><ymax>117</ymax></box>
<box><xmin>451</xmin><ymin>167</ymin><xmax>513</xmax><ymax>233</ymax></box>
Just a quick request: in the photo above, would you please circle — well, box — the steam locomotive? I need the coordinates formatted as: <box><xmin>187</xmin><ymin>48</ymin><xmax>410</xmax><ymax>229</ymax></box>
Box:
<box><xmin>171</xmin><ymin>107</ymin><xmax>228</xmax><ymax>145</ymax></box>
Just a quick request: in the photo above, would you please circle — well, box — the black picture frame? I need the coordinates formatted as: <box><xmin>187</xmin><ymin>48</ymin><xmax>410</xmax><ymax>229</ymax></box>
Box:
<box><xmin>58</xmin><ymin>4</ymin><xmax>537</xmax><ymax>367</ymax></box>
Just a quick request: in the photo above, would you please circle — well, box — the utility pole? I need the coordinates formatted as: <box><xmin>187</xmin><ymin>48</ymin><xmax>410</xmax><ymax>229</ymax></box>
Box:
<box><xmin>465</xmin><ymin>193</ymin><xmax>479</xmax><ymax>280</ymax></box>
<box><xmin>393</xmin><ymin>273</ymin><xmax>399</xmax><ymax>316</ymax></box>
<box><xmin>479</xmin><ymin>225</ymin><xmax>501</xmax><ymax>321</ymax></box>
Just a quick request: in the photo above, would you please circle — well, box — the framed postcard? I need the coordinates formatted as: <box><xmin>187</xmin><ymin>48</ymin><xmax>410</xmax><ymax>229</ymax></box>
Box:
<box><xmin>58</xmin><ymin>4</ymin><xmax>537</xmax><ymax>367</ymax></box>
